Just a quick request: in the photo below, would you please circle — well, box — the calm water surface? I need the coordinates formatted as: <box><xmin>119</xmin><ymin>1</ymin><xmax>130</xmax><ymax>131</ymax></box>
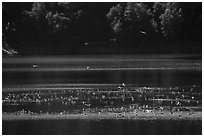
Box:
<box><xmin>2</xmin><ymin>54</ymin><xmax>201</xmax><ymax>87</ymax></box>
<box><xmin>2</xmin><ymin>55</ymin><xmax>202</xmax><ymax>135</ymax></box>
<box><xmin>3</xmin><ymin>119</ymin><xmax>202</xmax><ymax>135</ymax></box>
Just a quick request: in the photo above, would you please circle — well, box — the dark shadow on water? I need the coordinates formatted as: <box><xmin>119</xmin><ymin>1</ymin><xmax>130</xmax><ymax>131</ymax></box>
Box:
<box><xmin>2</xmin><ymin>119</ymin><xmax>202</xmax><ymax>135</ymax></box>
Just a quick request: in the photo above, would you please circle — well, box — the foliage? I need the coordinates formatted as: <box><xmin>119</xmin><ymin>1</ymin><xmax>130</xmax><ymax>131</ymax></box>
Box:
<box><xmin>107</xmin><ymin>4</ymin><xmax>124</xmax><ymax>34</ymax></box>
<box><xmin>2</xmin><ymin>2</ymin><xmax>202</xmax><ymax>55</ymax></box>
<box><xmin>152</xmin><ymin>2</ymin><xmax>167</xmax><ymax>33</ymax></box>
<box><xmin>24</xmin><ymin>2</ymin><xmax>113</xmax><ymax>42</ymax></box>
<box><xmin>124</xmin><ymin>3</ymin><xmax>157</xmax><ymax>35</ymax></box>
<box><xmin>24</xmin><ymin>3</ymin><xmax>85</xmax><ymax>35</ymax></box>
<box><xmin>107</xmin><ymin>3</ymin><xmax>157</xmax><ymax>42</ymax></box>
<box><xmin>160</xmin><ymin>3</ymin><xmax>183</xmax><ymax>40</ymax></box>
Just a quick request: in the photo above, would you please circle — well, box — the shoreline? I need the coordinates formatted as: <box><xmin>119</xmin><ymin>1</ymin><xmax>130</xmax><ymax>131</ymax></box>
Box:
<box><xmin>3</xmin><ymin>110</ymin><xmax>202</xmax><ymax>121</ymax></box>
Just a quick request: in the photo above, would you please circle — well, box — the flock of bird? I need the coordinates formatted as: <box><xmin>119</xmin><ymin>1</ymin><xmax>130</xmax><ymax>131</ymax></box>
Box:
<box><xmin>3</xmin><ymin>85</ymin><xmax>201</xmax><ymax>117</ymax></box>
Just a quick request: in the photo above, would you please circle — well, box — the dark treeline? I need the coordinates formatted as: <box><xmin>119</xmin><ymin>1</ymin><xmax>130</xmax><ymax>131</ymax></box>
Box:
<box><xmin>2</xmin><ymin>2</ymin><xmax>202</xmax><ymax>55</ymax></box>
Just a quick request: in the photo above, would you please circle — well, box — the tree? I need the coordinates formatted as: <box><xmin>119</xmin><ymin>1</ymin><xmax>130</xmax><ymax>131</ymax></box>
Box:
<box><xmin>107</xmin><ymin>2</ymin><xmax>157</xmax><ymax>43</ymax></box>
<box><xmin>24</xmin><ymin>2</ymin><xmax>114</xmax><ymax>43</ymax></box>
<box><xmin>2</xmin><ymin>2</ymin><xmax>201</xmax><ymax>55</ymax></box>
<box><xmin>160</xmin><ymin>3</ymin><xmax>183</xmax><ymax>40</ymax></box>
<box><xmin>107</xmin><ymin>4</ymin><xmax>124</xmax><ymax>34</ymax></box>
<box><xmin>24</xmin><ymin>2</ymin><xmax>86</xmax><ymax>42</ymax></box>
<box><xmin>124</xmin><ymin>3</ymin><xmax>157</xmax><ymax>38</ymax></box>
<box><xmin>23</xmin><ymin>3</ymin><xmax>49</xmax><ymax>41</ymax></box>
<box><xmin>152</xmin><ymin>2</ymin><xmax>167</xmax><ymax>35</ymax></box>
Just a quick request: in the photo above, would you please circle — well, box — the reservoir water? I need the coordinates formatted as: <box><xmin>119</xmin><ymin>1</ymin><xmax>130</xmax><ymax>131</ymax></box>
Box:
<box><xmin>2</xmin><ymin>54</ymin><xmax>202</xmax><ymax>87</ymax></box>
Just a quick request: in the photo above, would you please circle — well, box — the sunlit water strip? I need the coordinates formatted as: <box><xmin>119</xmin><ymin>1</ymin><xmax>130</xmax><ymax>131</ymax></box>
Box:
<box><xmin>2</xmin><ymin>67</ymin><xmax>202</xmax><ymax>72</ymax></box>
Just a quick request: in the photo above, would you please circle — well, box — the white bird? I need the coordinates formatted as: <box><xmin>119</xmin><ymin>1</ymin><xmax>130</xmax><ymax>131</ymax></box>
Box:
<box><xmin>110</xmin><ymin>38</ymin><xmax>117</xmax><ymax>42</ymax></box>
<box><xmin>118</xmin><ymin>86</ymin><xmax>122</xmax><ymax>89</ymax></box>
<box><xmin>139</xmin><ymin>31</ymin><xmax>147</xmax><ymax>35</ymax></box>
<box><xmin>84</xmin><ymin>103</ymin><xmax>91</xmax><ymax>107</ymax></box>
<box><xmin>134</xmin><ymin>110</ymin><xmax>138</xmax><ymax>116</ymax></box>
<box><xmin>145</xmin><ymin>110</ymin><xmax>152</xmax><ymax>113</ymax></box>
<box><xmin>84</xmin><ymin>42</ymin><xmax>89</xmax><ymax>46</ymax></box>
<box><xmin>32</xmin><ymin>64</ymin><xmax>38</xmax><ymax>68</ymax></box>
<box><xmin>118</xmin><ymin>83</ymin><xmax>125</xmax><ymax>90</ymax></box>
<box><xmin>171</xmin><ymin>107</ymin><xmax>177</xmax><ymax>115</ymax></box>
<box><xmin>160</xmin><ymin>107</ymin><xmax>164</xmax><ymax>114</ymax></box>
<box><xmin>86</xmin><ymin>66</ymin><xmax>90</xmax><ymax>69</ymax></box>
<box><xmin>178</xmin><ymin>111</ymin><xmax>183</xmax><ymax>117</ymax></box>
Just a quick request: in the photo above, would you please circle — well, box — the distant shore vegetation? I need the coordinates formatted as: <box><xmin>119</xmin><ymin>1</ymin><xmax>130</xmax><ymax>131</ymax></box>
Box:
<box><xmin>2</xmin><ymin>2</ymin><xmax>201</xmax><ymax>55</ymax></box>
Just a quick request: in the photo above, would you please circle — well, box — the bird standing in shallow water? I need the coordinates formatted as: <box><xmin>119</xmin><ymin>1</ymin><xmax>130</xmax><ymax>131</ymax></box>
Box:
<box><xmin>118</xmin><ymin>83</ymin><xmax>126</xmax><ymax>90</ymax></box>
<box><xmin>171</xmin><ymin>107</ymin><xmax>177</xmax><ymax>115</ymax></box>
<box><xmin>160</xmin><ymin>107</ymin><xmax>164</xmax><ymax>114</ymax></box>
<box><xmin>178</xmin><ymin>111</ymin><xmax>183</xmax><ymax>117</ymax></box>
<box><xmin>188</xmin><ymin>108</ymin><xmax>194</xmax><ymax>115</ymax></box>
